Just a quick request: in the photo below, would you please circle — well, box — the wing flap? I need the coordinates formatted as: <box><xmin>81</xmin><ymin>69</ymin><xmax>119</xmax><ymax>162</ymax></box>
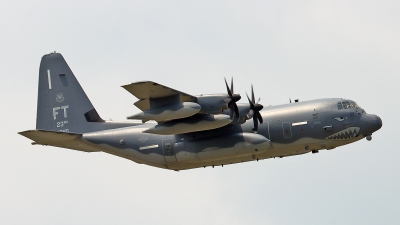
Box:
<box><xmin>19</xmin><ymin>130</ymin><xmax>100</xmax><ymax>152</ymax></box>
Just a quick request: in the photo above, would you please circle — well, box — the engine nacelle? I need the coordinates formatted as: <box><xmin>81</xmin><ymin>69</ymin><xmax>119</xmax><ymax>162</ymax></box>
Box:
<box><xmin>143</xmin><ymin>114</ymin><xmax>232</xmax><ymax>135</ymax></box>
<box><xmin>196</xmin><ymin>94</ymin><xmax>229</xmax><ymax>114</ymax></box>
<box><xmin>218</xmin><ymin>103</ymin><xmax>253</xmax><ymax>124</ymax></box>
<box><xmin>127</xmin><ymin>102</ymin><xmax>201</xmax><ymax>122</ymax></box>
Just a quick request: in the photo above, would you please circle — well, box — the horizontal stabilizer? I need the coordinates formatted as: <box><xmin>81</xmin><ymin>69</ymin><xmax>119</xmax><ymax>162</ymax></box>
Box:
<box><xmin>19</xmin><ymin>130</ymin><xmax>100</xmax><ymax>152</ymax></box>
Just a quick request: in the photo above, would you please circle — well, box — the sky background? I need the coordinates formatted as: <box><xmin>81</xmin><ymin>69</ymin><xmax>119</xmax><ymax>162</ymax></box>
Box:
<box><xmin>1</xmin><ymin>1</ymin><xmax>399</xmax><ymax>224</ymax></box>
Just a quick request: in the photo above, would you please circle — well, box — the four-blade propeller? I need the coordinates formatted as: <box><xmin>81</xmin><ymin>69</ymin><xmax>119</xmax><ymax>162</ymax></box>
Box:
<box><xmin>246</xmin><ymin>85</ymin><xmax>264</xmax><ymax>132</ymax></box>
<box><xmin>225</xmin><ymin>78</ymin><xmax>241</xmax><ymax>120</ymax></box>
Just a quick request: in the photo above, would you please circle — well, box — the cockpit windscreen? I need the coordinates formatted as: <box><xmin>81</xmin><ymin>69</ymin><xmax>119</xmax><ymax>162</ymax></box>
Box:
<box><xmin>337</xmin><ymin>100</ymin><xmax>360</xmax><ymax>110</ymax></box>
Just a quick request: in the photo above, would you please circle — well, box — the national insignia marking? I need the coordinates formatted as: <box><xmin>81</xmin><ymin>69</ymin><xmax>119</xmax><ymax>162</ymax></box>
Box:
<box><xmin>56</xmin><ymin>93</ymin><xmax>65</xmax><ymax>103</ymax></box>
<box><xmin>138</xmin><ymin>136</ymin><xmax>148</xmax><ymax>142</ymax></box>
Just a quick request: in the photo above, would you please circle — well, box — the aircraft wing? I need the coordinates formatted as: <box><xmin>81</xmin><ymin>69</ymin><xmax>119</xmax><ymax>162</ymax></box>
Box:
<box><xmin>122</xmin><ymin>81</ymin><xmax>197</xmax><ymax>111</ymax></box>
<box><xmin>121</xmin><ymin>81</ymin><xmax>239</xmax><ymax>134</ymax></box>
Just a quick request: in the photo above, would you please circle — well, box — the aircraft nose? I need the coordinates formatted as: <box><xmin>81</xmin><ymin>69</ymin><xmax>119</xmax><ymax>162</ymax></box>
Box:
<box><xmin>360</xmin><ymin>114</ymin><xmax>382</xmax><ymax>135</ymax></box>
<box><xmin>371</xmin><ymin>115</ymin><xmax>382</xmax><ymax>131</ymax></box>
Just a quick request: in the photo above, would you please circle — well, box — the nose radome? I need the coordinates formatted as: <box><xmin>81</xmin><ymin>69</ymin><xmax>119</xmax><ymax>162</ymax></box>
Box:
<box><xmin>360</xmin><ymin>114</ymin><xmax>382</xmax><ymax>136</ymax></box>
<box><xmin>371</xmin><ymin>115</ymin><xmax>382</xmax><ymax>131</ymax></box>
<box><xmin>366</xmin><ymin>114</ymin><xmax>382</xmax><ymax>132</ymax></box>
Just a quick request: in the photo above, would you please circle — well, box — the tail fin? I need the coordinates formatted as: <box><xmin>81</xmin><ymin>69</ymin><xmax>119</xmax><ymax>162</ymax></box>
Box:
<box><xmin>36</xmin><ymin>52</ymin><xmax>104</xmax><ymax>133</ymax></box>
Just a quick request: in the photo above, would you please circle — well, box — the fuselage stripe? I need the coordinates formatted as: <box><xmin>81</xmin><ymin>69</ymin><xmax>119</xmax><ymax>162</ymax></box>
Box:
<box><xmin>292</xmin><ymin>121</ymin><xmax>307</xmax><ymax>126</ymax></box>
<box><xmin>139</xmin><ymin>144</ymin><xmax>159</xmax><ymax>150</ymax></box>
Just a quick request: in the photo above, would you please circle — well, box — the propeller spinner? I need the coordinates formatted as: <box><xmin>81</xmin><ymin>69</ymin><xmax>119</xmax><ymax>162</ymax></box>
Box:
<box><xmin>246</xmin><ymin>85</ymin><xmax>263</xmax><ymax>132</ymax></box>
<box><xmin>225</xmin><ymin>78</ymin><xmax>241</xmax><ymax>120</ymax></box>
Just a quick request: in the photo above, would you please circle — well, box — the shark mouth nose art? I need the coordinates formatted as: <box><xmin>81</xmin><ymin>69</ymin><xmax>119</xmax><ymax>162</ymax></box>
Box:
<box><xmin>325</xmin><ymin>127</ymin><xmax>360</xmax><ymax>140</ymax></box>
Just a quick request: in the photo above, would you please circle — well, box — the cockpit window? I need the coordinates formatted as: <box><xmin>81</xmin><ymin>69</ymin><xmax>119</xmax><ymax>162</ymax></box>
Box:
<box><xmin>348</xmin><ymin>100</ymin><xmax>359</xmax><ymax>108</ymax></box>
<box><xmin>337</xmin><ymin>102</ymin><xmax>343</xmax><ymax>110</ymax></box>
<box><xmin>337</xmin><ymin>100</ymin><xmax>360</xmax><ymax>110</ymax></box>
<box><xmin>342</xmin><ymin>100</ymin><xmax>350</xmax><ymax>109</ymax></box>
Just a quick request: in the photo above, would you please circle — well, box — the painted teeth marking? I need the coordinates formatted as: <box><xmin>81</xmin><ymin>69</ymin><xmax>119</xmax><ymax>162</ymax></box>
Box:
<box><xmin>325</xmin><ymin>127</ymin><xmax>360</xmax><ymax>140</ymax></box>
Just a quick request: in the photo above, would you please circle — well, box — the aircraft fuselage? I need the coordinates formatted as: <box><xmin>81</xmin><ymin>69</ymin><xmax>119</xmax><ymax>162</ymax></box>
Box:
<box><xmin>82</xmin><ymin>98</ymin><xmax>382</xmax><ymax>170</ymax></box>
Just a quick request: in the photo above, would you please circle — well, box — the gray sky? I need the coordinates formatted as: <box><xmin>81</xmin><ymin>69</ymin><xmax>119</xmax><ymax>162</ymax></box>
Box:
<box><xmin>1</xmin><ymin>1</ymin><xmax>399</xmax><ymax>224</ymax></box>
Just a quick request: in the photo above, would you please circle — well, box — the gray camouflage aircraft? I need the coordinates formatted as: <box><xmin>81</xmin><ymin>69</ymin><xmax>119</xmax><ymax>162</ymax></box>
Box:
<box><xmin>19</xmin><ymin>52</ymin><xmax>382</xmax><ymax>171</ymax></box>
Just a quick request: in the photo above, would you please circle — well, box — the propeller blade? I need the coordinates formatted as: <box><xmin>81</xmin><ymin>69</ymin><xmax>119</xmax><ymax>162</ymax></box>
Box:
<box><xmin>246</xmin><ymin>92</ymin><xmax>255</xmax><ymax>107</ymax></box>
<box><xmin>224</xmin><ymin>77</ymin><xmax>241</xmax><ymax>120</ymax></box>
<box><xmin>225</xmin><ymin>78</ymin><xmax>232</xmax><ymax>97</ymax></box>
<box><xmin>233</xmin><ymin>103</ymin><xmax>239</xmax><ymax>119</ymax></box>
<box><xmin>252</xmin><ymin>117</ymin><xmax>258</xmax><ymax>131</ymax></box>
<box><xmin>251</xmin><ymin>85</ymin><xmax>255</xmax><ymax>103</ymax></box>
<box><xmin>229</xmin><ymin>104</ymin><xmax>234</xmax><ymax>119</ymax></box>
<box><xmin>256</xmin><ymin>111</ymin><xmax>263</xmax><ymax>124</ymax></box>
<box><xmin>246</xmin><ymin>85</ymin><xmax>264</xmax><ymax>131</ymax></box>
<box><xmin>231</xmin><ymin>78</ymin><xmax>234</xmax><ymax>94</ymax></box>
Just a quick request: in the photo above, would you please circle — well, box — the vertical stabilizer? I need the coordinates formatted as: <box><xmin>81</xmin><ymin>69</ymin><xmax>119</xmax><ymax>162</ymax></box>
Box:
<box><xmin>36</xmin><ymin>52</ymin><xmax>103</xmax><ymax>133</ymax></box>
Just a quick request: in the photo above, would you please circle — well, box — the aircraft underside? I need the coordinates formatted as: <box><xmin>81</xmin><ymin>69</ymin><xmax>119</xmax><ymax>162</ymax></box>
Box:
<box><xmin>21</xmin><ymin>125</ymin><xmax>365</xmax><ymax>171</ymax></box>
<box><xmin>96</xmin><ymin>135</ymin><xmax>364</xmax><ymax>171</ymax></box>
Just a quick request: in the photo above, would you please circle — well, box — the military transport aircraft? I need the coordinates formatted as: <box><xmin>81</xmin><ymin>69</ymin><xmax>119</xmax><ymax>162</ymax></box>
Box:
<box><xmin>19</xmin><ymin>52</ymin><xmax>382</xmax><ymax>171</ymax></box>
